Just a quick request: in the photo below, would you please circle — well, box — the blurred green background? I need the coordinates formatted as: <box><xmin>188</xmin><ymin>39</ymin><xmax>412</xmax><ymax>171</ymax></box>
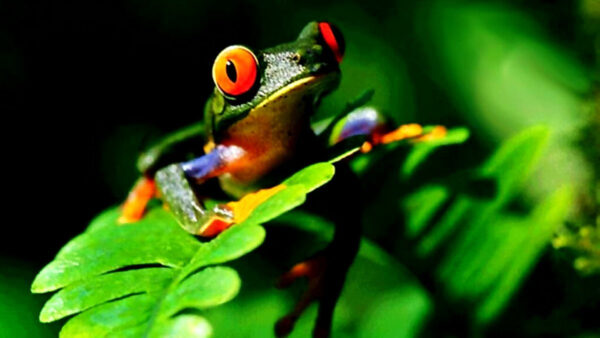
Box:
<box><xmin>3</xmin><ymin>0</ymin><xmax>598</xmax><ymax>336</ymax></box>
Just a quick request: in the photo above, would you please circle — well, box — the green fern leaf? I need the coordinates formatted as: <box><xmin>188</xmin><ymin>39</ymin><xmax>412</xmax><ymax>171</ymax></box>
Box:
<box><xmin>31</xmin><ymin>162</ymin><xmax>335</xmax><ymax>337</ymax></box>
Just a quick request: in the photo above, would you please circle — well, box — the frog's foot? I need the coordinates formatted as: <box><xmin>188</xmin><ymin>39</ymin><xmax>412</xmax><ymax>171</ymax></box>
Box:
<box><xmin>195</xmin><ymin>205</ymin><xmax>235</xmax><ymax>237</ymax></box>
<box><xmin>119</xmin><ymin>177</ymin><xmax>156</xmax><ymax>224</ymax></box>
<box><xmin>275</xmin><ymin>256</ymin><xmax>329</xmax><ymax>337</ymax></box>
<box><xmin>197</xmin><ymin>184</ymin><xmax>287</xmax><ymax>237</ymax></box>
<box><xmin>411</xmin><ymin>125</ymin><xmax>447</xmax><ymax>143</ymax></box>
<box><xmin>361</xmin><ymin>124</ymin><xmax>447</xmax><ymax>152</ymax></box>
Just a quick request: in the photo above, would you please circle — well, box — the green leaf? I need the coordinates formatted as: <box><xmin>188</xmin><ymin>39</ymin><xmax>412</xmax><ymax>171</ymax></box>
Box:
<box><xmin>159</xmin><ymin>267</ymin><xmax>241</xmax><ymax>318</ymax></box>
<box><xmin>40</xmin><ymin>268</ymin><xmax>174</xmax><ymax>322</ymax></box>
<box><xmin>32</xmin><ymin>209</ymin><xmax>200</xmax><ymax>294</ymax></box>
<box><xmin>153</xmin><ymin>315</ymin><xmax>212</xmax><ymax>338</ymax></box>
<box><xmin>185</xmin><ymin>224</ymin><xmax>266</xmax><ymax>272</ymax></box>
<box><xmin>244</xmin><ymin>162</ymin><xmax>335</xmax><ymax>226</ymax></box>
<box><xmin>32</xmin><ymin>162</ymin><xmax>336</xmax><ymax>336</ymax></box>
<box><xmin>282</xmin><ymin>162</ymin><xmax>335</xmax><ymax>192</ymax></box>
<box><xmin>59</xmin><ymin>293</ymin><xmax>158</xmax><ymax>338</ymax></box>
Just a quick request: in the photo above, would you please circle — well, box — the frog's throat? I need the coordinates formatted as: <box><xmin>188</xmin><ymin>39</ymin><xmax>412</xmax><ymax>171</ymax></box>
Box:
<box><xmin>204</xmin><ymin>73</ymin><xmax>336</xmax><ymax>154</ymax></box>
<box><xmin>255</xmin><ymin>75</ymin><xmax>323</xmax><ymax>110</ymax></box>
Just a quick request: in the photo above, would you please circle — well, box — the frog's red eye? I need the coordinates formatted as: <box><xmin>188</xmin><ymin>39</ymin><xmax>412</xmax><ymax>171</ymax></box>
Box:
<box><xmin>212</xmin><ymin>45</ymin><xmax>259</xmax><ymax>98</ymax></box>
<box><xmin>318</xmin><ymin>22</ymin><xmax>345</xmax><ymax>63</ymax></box>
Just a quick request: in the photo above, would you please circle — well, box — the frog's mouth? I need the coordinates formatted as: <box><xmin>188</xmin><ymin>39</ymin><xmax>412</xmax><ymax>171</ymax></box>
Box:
<box><xmin>254</xmin><ymin>72</ymin><xmax>340</xmax><ymax>111</ymax></box>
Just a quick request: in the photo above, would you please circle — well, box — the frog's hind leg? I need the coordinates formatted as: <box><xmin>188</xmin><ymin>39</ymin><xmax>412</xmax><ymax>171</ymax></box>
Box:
<box><xmin>275</xmin><ymin>165</ymin><xmax>361</xmax><ymax>338</ymax></box>
<box><xmin>275</xmin><ymin>256</ymin><xmax>328</xmax><ymax>336</ymax></box>
<box><xmin>275</xmin><ymin>250</ymin><xmax>356</xmax><ymax>338</ymax></box>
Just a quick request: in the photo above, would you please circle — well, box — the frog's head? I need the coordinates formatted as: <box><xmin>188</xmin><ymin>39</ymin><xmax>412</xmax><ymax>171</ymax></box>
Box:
<box><xmin>205</xmin><ymin>21</ymin><xmax>344</xmax><ymax>143</ymax></box>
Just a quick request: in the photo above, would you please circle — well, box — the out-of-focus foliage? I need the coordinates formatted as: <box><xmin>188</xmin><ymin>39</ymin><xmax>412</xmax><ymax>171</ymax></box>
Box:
<box><xmin>579</xmin><ymin>0</ymin><xmax>600</xmax><ymax>68</ymax></box>
<box><xmin>405</xmin><ymin>127</ymin><xmax>572</xmax><ymax>324</ymax></box>
<box><xmin>420</xmin><ymin>0</ymin><xmax>593</xmax><ymax>203</ymax></box>
<box><xmin>421</xmin><ymin>1</ymin><xmax>592</xmax><ymax>135</ymax></box>
<box><xmin>354</xmin><ymin>125</ymin><xmax>574</xmax><ymax>332</ymax></box>
<box><xmin>554</xmin><ymin>91</ymin><xmax>600</xmax><ymax>276</ymax></box>
<box><xmin>554</xmin><ymin>222</ymin><xmax>600</xmax><ymax>275</ymax></box>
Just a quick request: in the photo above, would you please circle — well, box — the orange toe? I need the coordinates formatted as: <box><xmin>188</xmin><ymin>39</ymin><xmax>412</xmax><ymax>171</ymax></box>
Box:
<box><xmin>374</xmin><ymin>123</ymin><xmax>424</xmax><ymax>145</ymax></box>
<box><xmin>412</xmin><ymin>125</ymin><xmax>447</xmax><ymax>142</ymax></box>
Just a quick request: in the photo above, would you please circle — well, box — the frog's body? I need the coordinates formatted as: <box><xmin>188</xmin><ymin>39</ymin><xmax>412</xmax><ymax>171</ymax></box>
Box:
<box><xmin>209</xmin><ymin>74</ymin><xmax>336</xmax><ymax>196</ymax></box>
<box><xmin>121</xmin><ymin>21</ymin><xmax>445</xmax><ymax>337</ymax></box>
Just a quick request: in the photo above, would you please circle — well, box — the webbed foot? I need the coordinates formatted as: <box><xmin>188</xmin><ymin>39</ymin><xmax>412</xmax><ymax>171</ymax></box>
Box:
<box><xmin>411</xmin><ymin>125</ymin><xmax>447</xmax><ymax>143</ymax></box>
<box><xmin>361</xmin><ymin>124</ymin><xmax>447</xmax><ymax>152</ymax></box>
<box><xmin>198</xmin><ymin>183</ymin><xmax>287</xmax><ymax>236</ymax></box>
<box><xmin>195</xmin><ymin>204</ymin><xmax>235</xmax><ymax>237</ymax></box>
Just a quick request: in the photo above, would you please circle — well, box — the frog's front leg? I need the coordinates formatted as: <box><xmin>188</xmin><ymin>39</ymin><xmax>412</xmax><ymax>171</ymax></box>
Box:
<box><xmin>119</xmin><ymin>177</ymin><xmax>157</xmax><ymax>224</ymax></box>
<box><xmin>329</xmin><ymin>106</ymin><xmax>447</xmax><ymax>152</ymax></box>
<box><xmin>155</xmin><ymin>144</ymin><xmax>245</xmax><ymax>236</ymax></box>
<box><xmin>120</xmin><ymin>122</ymin><xmax>206</xmax><ymax>224</ymax></box>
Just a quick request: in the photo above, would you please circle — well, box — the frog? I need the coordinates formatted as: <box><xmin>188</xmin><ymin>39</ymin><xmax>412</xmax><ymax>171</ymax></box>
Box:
<box><xmin>120</xmin><ymin>21</ymin><xmax>446</xmax><ymax>337</ymax></box>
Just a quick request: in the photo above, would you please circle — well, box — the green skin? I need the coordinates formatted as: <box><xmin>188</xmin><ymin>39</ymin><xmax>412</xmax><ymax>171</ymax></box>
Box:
<box><xmin>135</xmin><ymin>22</ymin><xmax>360</xmax><ymax>337</ymax></box>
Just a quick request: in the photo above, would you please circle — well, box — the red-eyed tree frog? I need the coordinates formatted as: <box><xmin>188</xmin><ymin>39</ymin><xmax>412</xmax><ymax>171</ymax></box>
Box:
<box><xmin>120</xmin><ymin>21</ymin><xmax>446</xmax><ymax>337</ymax></box>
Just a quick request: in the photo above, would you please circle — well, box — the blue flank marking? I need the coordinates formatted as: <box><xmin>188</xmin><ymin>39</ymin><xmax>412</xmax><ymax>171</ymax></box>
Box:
<box><xmin>181</xmin><ymin>150</ymin><xmax>223</xmax><ymax>180</ymax></box>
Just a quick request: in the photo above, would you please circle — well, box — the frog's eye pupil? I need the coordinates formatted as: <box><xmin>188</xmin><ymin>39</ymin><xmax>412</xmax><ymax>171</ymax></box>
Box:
<box><xmin>318</xmin><ymin>22</ymin><xmax>345</xmax><ymax>63</ymax></box>
<box><xmin>212</xmin><ymin>46</ymin><xmax>258</xmax><ymax>99</ymax></box>
<box><xmin>225</xmin><ymin>60</ymin><xmax>237</xmax><ymax>82</ymax></box>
